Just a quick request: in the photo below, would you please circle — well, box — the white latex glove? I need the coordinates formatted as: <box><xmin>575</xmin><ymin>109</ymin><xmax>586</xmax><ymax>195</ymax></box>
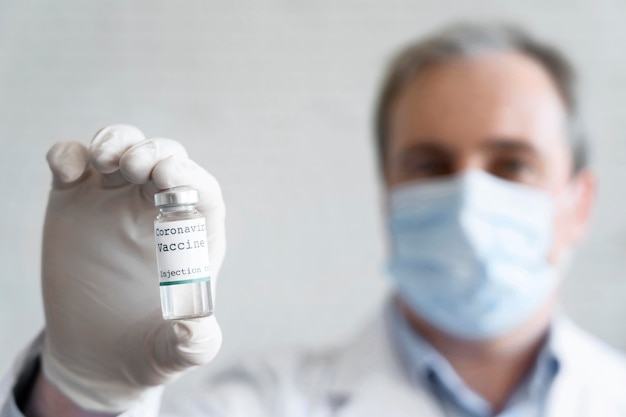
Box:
<box><xmin>40</xmin><ymin>125</ymin><xmax>225</xmax><ymax>413</ymax></box>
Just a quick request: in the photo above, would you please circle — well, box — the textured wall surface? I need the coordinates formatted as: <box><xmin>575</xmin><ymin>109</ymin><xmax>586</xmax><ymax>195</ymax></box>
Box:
<box><xmin>1</xmin><ymin>0</ymin><xmax>625</xmax><ymax>402</ymax></box>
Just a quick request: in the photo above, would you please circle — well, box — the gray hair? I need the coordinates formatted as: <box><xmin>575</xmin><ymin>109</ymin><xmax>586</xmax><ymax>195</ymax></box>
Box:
<box><xmin>374</xmin><ymin>23</ymin><xmax>588</xmax><ymax>174</ymax></box>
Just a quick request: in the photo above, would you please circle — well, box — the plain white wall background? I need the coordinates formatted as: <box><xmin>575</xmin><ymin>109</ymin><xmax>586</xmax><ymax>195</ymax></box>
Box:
<box><xmin>1</xmin><ymin>0</ymin><xmax>626</xmax><ymax>402</ymax></box>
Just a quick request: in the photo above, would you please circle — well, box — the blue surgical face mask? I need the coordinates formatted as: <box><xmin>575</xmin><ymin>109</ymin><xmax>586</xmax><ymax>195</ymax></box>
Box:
<box><xmin>387</xmin><ymin>170</ymin><xmax>558</xmax><ymax>340</ymax></box>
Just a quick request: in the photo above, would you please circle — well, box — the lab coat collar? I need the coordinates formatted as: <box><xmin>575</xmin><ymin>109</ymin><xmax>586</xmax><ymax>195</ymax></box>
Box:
<box><xmin>386</xmin><ymin>298</ymin><xmax>560</xmax><ymax>416</ymax></box>
<box><xmin>325</xmin><ymin>302</ymin><xmax>626</xmax><ymax>417</ymax></box>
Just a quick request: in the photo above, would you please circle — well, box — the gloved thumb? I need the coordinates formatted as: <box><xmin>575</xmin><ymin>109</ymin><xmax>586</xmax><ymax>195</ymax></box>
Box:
<box><xmin>154</xmin><ymin>315</ymin><xmax>223</xmax><ymax>373</ymax></box>
<box><xmin>118</xmin><ymin>314</ymin><xmax>223</xmax><ymax>388</ymax></box>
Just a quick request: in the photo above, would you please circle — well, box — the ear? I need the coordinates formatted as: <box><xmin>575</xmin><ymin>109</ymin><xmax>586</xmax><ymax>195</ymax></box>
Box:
<box><xmin>566</xmin><ymin>168</ymin><xmax>596</xmax><ymax>244</ymax></box>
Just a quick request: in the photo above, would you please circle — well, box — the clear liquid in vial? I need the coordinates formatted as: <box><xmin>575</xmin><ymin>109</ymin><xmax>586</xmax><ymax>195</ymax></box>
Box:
<box><xmin>160</xmin><ymin>280</ymin><xmax>213</xmax><ymax>320</ymax></box>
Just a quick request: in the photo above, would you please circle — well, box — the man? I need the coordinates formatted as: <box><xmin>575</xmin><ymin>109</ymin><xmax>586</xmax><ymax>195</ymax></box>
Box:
<box><xmin>1</xmin><ymin>23</ymin><xmax>625</xmax><ymax>417</ymax></box>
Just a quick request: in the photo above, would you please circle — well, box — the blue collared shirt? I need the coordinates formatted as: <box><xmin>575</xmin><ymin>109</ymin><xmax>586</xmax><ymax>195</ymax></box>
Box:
<box><xmin>385</xmin><ymin>300</ymin><xmax>560</xmax><ymax>417</ymax></box>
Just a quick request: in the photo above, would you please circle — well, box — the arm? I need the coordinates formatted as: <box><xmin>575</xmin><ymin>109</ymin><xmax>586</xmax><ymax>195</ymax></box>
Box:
<box><xmin>15</xmin><ymin>125</ymin><xmax>225</xmax><ymax>415</ymax></box>
<box><xmin>24</xmin><ymin>374</ymin><xmax>114</xmax><ymax>417</ymax></box>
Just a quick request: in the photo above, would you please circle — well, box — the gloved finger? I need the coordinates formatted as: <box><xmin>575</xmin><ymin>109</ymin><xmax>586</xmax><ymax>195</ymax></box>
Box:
<box><xmin>119</xmin><ymin>138</ymin><xmax>189</xmax><ymax>185</ymax></box>
<box><xmin>46</xmin><ymin>141</ymin><xmax>90</xmax><ymax>188</ymax></box>
<box><xmin>156</xmin><ymin>316</ymin><xmax>223</xmax><ymax>370</ymax></box>
<box><xmin>89</xmin><ymin>125</ymin><xmax>146</xmax><ymax>175</ymax></box>
<box><xmin>100</xmin><ymin>170</ymin><xmax>129</xmax><ymax>188</ymax></box>
<box><xmin>150</xmin><ymin>156</ymin><xmax>226</xmax><ymax>222</ymax></box>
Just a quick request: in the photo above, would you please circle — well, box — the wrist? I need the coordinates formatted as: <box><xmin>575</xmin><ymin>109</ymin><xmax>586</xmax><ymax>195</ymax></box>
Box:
<box><xmin>24</xmin><ymin>373</ymin><xmax>115</xmax><ymax>417</ymax></box>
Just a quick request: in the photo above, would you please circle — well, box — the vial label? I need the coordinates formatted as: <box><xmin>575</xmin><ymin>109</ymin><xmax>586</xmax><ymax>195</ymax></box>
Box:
<box><xmin>154</xmin><ymin>218</ymin><xmax>211</xmax><ymax>286</ymax></box>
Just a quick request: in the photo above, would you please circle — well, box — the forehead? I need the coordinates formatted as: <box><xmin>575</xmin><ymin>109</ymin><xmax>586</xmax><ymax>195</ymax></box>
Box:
<box><xmin>388</xmin><ymin>51</ymin><xmax>569</xmax><ymax>153</ymax></box>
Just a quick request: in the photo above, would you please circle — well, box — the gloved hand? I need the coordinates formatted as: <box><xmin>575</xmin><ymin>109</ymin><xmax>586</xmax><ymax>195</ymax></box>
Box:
<box><xmin>40</xmin><ymin>125</ymin><xmax>225</xmax><ymax>413</ymax></box>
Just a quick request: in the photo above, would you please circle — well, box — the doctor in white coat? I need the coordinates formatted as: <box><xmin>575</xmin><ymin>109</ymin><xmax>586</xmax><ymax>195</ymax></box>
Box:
<box><xmin>2</xmin><ymin>23</ymin><xmax>626</xmax><ymax>417</ymax></box>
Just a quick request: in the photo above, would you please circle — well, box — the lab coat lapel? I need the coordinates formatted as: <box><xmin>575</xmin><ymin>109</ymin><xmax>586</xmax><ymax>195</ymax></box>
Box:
<box><xmin>543</xmin><ymin>365</ymin><xmax>585</xmax><ymax>417</ymax></box>
<box><xmin>333</xmin><ymin>374</ymin><xmax>444</xmax><ymax>417</ymax></box>
<box><xmin>543</xmin><ymin>356</ymin><xmax>623</xmax><ymax>417</ymax></box>
<box><xmin>325</xmin><ymin>315</ymin><xmax>443</xmax><ymax>417</ymax></box>
<box><xmin>543</xmin><ymin>318</ymin><xmax>626</xmax><ymax>417</ymax></box>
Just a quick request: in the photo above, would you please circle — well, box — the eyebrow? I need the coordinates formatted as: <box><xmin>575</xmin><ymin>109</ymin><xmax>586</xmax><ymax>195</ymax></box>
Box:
<box><xmin>394</xmin><ymin>141</ymin><xmax>454</xmax><ymax>156</ymax></box>
<box><xmin>391</xmin><ymin>138</ymin><xmax>542</xmax><ymax>161</ymax></box>
<box><xmin>480</xmin><ymin>139</ymin><xmax>540</xmax><ymax>156</ymax></box>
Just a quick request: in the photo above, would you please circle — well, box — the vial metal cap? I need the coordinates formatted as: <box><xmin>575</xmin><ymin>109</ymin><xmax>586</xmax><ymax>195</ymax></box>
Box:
<box><xmin>154</xmin><ymin>186</ymin><xmax>199</xmax><ymax>207</ymax></box>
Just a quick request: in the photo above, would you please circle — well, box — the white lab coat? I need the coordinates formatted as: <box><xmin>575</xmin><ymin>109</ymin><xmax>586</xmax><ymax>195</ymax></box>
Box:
<box><xmin>2</xmin><ymin>316</ymin><xmax>626</xmax><ymax>417</ymax></box>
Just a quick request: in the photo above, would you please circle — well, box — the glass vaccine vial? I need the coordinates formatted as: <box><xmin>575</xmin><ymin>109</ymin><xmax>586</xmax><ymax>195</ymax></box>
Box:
<box><xmin>154</xmin><ymin>186</ymin><xmax>213</xmax><ymax>320</ymax></box>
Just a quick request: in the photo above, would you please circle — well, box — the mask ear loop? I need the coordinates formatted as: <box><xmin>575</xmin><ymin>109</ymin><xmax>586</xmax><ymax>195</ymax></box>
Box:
<box><xmin>548</xmin><ymin>175</ymin><xmax>587</xmax><ymax>271</ymax></box>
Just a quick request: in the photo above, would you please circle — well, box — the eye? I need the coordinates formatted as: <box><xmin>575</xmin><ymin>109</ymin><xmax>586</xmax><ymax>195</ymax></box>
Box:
<box><xmin>388</xmin><ymin>142</ymin><xmax>454</xmax><ymax>183</ymax></box>
<box><xmin>488</xmin><ymin>157</ymin><xmax>536</xmax><ymax>183</ymax></box>
<box><xmin>402</xmin><ymin>157</ymin><xmax>452</xmax><ymax>179</ymax></box>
